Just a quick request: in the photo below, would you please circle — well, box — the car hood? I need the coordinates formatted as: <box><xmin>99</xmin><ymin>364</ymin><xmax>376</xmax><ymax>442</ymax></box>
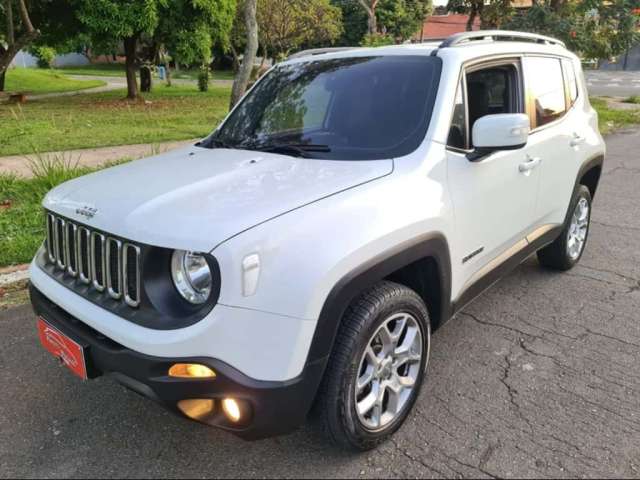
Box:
<box><xmin>44</xmin><ymin>146</ymin><xmax>393</xmax><ymax>252</ymax></box>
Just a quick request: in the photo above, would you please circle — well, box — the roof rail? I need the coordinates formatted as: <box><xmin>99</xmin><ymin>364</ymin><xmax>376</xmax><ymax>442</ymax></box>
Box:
<box><xmin>287</xmin><ymin>47</ymin><xmax>358</xmax><ymax>61</ymax></box>
<box><xmin>438</xmin><ymin>30</ymin><xmax>566</xmax><ymax>49</ymax></box>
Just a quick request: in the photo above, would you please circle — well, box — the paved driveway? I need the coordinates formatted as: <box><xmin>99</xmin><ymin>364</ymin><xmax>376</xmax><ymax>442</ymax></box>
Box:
<box><xmin>585</xmin><ymin>70</ymin><xmax>640</xmax><ymax>97</ymax></box>
<box><xmin>1</xmin><ymin>130</ymin><xmax>640</xmax><ymax>478</ymax></box>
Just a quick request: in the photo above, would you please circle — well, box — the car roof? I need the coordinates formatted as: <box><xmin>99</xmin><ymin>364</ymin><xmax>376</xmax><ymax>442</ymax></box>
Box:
<box><xmin>284</xmin><ymin>31</ymin><xmax>578</xmax><ymax>66</ymax></box>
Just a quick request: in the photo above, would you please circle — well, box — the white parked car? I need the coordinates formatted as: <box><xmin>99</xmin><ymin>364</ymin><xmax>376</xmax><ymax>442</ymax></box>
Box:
<box><xmin>30</xmin><ymin>31</ymin><xmax>605</xmax><ymax>450</ymax></box>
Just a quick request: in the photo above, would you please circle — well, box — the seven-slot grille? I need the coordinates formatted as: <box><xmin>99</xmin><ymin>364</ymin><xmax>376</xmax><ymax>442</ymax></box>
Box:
<box><xmin>45</xmin><ymin>212</ymin><xmax>141</xmax><ymax>308</ymax></box>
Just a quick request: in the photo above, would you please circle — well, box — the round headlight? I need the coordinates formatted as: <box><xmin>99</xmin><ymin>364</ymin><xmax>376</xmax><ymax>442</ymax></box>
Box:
<box><xmin>171</xmin><ymin>250</ymin><xmax>212</xmax><ymax>304</ymax></box>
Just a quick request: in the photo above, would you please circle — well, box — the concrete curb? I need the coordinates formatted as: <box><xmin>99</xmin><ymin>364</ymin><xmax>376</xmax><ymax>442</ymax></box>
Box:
<box><xmin>0</xmin><ymin>265</ymin><xmax>30</xmax><ymax>286</ymax></box>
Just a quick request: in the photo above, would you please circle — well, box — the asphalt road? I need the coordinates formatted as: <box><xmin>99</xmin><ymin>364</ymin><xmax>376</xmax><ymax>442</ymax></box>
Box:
<box><xmin>2</xmin><ymin>130</ymin><xmax>640</xmax><ymax>479</ymax></box>
<box><xmin>585</xmin><ymin>71</ymin><xmax>640</xmax><ymax>97</ymax></box>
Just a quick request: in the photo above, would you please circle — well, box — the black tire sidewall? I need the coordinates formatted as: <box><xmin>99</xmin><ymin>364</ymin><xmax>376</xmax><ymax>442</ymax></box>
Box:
<box><xmin>561</xmin><ymin>185</ymin><xmax>592</xmax><ymax>267</ymax></box>
<box><xmin>338</xmin><ymin>289</ymin><xmax>430</xmax><ymax>449</ymax></box>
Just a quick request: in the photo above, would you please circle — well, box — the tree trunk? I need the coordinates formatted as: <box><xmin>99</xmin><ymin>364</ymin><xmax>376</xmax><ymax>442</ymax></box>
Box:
<box><xmin>230</xmin><ymin>0</ymin><xmax>258</xmax><ymax>109</ymax></box>
<box><xmin>358</xmin><ymin>0</ymin><xmax>378</xmax><ymax>35</ymax></box>
<box><xmin>230</xmin><ymin>44</ymin><xmax>240</xmax><ymax>73</ymax></box>
<box><xmin>467</xmin><ymin>0</ymin><xmax>482</xmax><ymax>31</ymax></box>
<box><xmin>6</xmin><ymin>0</ymin><xmax>15</xmax><ymax>45</ymax></box>
<box><xmin>259</xmin><ymin>44</ymin><xmax>268</xmax><ymax>70</ymax></box>
<box><xmin>165</xmin><ymin>64</ymin><xmax>172</xmax><ymax>87</ymax></box>
<box><xmin>0</xmin><ymin>0</ymin><xmax>39</xmax><ymax>77</ymax></box>
<box><xmin>550</xmin><ymin>0</ymin><xmax>564</xmax><ymax>12</ymax></box>
<box><xmin>0</xmin><ymin>45</ymin><xmax>5</xmax><ymax>91</ymax></box>
<box><xmin>467</xmin><ymin>11</ymin><xmax>476</xmax><ymax>31</ymax></box>
<box><xmin>123</xmin><ymin>36</ymin><xmax>139</xmax><ymax>99</ymax></box>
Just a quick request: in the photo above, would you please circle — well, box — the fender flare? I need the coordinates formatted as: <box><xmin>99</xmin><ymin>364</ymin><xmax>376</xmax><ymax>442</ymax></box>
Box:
<box><xmin>305</xmin><ymin>232</ymin><xmax>452</xmax><ymax>364</ymax></box>
<box><xmin>564</xmin><ymin>153</ymin><xmax>604</xmax><ymax>225</ymax></box>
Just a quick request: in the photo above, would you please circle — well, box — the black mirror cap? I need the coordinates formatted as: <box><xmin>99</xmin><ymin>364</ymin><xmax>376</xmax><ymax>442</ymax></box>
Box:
<box><xmin>466</xmin><ymin>141</ymin><xmax>527</xmax><ymax>162</ymax></box>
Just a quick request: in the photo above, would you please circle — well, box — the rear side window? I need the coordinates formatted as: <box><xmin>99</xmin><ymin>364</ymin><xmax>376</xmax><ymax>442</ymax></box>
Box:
<box><xmin>524</xmin><ymin>56</ymin><xmax>567</xmax><ymax>128</ymax></box>
<box><xmin>562</xmin><ymin>58</ymin><xmax>579</xmax><ymax>106</ymax></box>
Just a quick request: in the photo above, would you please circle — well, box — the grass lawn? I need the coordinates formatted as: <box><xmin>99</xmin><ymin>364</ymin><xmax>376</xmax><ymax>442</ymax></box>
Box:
<box><xmin>58</xmin><ymin>64</ymin><xmax>235</xmax><ymax>81</ymax></box>
<box><xmin>4</xmin><ymin>68</ymin><xmax>105</xmax><ymax>95</ymax></box>
<box><xmin>591</xmin><ymin>97</ymin><xmax>640</xmax><ymax>135</ymax></box>
<box><xmin>0</xmin><ymin>84</ymin><xmax>231</xmax><ymax>156</ymax></box>
<box><xmin>0</xmin><ymin>158</ymin><xmax>100</xmax><ymax>267</ymax></box>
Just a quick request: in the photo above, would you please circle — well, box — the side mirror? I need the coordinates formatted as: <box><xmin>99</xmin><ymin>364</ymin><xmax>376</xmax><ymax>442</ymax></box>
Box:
<box><xmin>468</xmin><ymin>113</ymin><xmax>530</xmax><ymax>161</ymax></box>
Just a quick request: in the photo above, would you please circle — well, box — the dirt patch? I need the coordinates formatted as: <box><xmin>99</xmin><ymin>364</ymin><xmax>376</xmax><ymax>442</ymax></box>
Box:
<box><xmin>0</xmin><ymin>279</ymin><xmax>29</xmax><ymax>310</ymax></box>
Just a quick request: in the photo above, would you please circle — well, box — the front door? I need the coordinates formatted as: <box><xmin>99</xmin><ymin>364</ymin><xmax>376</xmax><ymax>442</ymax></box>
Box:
<box><xmin>446</xmin><ymin>59</ymin><xmax>540</xmax><ymax>300</ymax></box>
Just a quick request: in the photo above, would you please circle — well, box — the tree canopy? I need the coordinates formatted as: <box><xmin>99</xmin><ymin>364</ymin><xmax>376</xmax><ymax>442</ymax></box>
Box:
<box><xmin>505</xmin><ymin>0</ymin><xmax>640</xmax><ymax>60</ymax></box>
<box><xmin>155</xmin><ymin>0</ymin><xmax>236</xmax><ymax>67</ymax></box>
<box><xmin>257</xmin><ymin>0</ymin><xmax>342</xmax><ymax>60</ymax></box>
<box><xmin>334</xmin><ymin>0</ymin><xmax>431</xmax><ymax>45</ymax></box>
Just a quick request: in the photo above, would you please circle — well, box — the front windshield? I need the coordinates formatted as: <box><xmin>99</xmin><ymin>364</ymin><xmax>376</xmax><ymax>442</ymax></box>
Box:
<box><xmin>209</xmin><ymin>55</ymin><xmax>442</xmax><ymax>160</ymax></box>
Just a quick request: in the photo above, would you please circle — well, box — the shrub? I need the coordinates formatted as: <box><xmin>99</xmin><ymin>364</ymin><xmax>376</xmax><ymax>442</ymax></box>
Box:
<box><xmin>31</xmin><ymin>46</ymin><xmax>57</xmax><ymax>69</ymax></box>
<box><xmin>360</xmin><ymin>34</ymin><xmax>395</xmax><ymax>47</ymax></box>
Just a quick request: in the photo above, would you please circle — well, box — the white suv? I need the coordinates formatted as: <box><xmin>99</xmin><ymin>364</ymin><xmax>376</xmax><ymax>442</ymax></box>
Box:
<box><xmin>30</xmin><ymin>31</ymin><xmax>605</xmax><ymax>450</ymax></box>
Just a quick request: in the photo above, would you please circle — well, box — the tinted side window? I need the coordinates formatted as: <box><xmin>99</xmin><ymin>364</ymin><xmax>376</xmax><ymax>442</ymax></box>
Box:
<box><xmin>448</xmin><ymin>78</ymin><xmax>467</xmax><ymax>150</ymax></box>
<box><xmin>525</xmin><ymin>57</ymin><xmax>566</xmax><ymax>128</ymax></box>
<box><xmin>465</xmin><ymin>63</ymin><xmax>521</xmax><ymax>147</ymax></box>
<box><xmin>562</xmin><ymin>58</ymin><xmax>578</xmax><ymax>106</ymax></box>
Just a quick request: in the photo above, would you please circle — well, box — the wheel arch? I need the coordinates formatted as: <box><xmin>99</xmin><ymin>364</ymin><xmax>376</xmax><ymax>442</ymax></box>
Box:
<box><xmin>577</xmin><ymin>154</ymin><xmax>604</xmax><ymax>201</ymax></box>
<box><xmin>306</xmin><ymin>233</ymin><xmax>452</xmax><ymax>365</ymax></box>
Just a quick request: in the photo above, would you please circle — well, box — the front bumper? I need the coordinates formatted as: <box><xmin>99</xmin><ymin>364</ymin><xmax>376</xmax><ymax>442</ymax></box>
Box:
<box><xmin>30</xmin><ymin>285</ymin><xmax>326</xmax><ymax>440</ymax></box>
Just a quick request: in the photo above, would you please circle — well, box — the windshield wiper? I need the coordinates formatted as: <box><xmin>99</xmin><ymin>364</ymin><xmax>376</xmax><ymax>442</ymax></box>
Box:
<box><xmin>204</xmin><ymin>137</ymin><xmax>237</xmax><ymax>149</ymax></box>
<box><xmin>241</xmin><ymin>142</ymin><xmax>332</xmax><ymax>158</ymax></box>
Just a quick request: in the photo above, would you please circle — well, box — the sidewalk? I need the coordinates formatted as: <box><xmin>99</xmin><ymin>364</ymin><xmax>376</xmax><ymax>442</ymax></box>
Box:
<box><xmin>0</xmin><ymin>139</ymin><xmax>198</xmax><ymax>178</ymax></box>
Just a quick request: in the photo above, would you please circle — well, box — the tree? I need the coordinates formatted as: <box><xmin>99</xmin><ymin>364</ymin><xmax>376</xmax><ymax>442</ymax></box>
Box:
<box><xmin>447</xmin><ymin>0</ymin><xmax>513</xmax><ymax>30</ymax></box>
<box><xmin>257</xmin><ymin>0</ymin><xmax>342</xmax><ymax>60</ymax></box>
<box><xmin>335</xmin><ymin>0</ymin><xmax>431</xmax><ymax>45</ymax></box>
<box><xmin>505</xmin><ymin>1</ymin><xmax>640</xmax><ymax>60</ymax></box>
<box><xmin>155</xmin><ymin>0</ymin><xmax>236</xmax><ymax>67</ymax></box>
<box><xmin>332</xmin><ymin>0</ymin><xmax>368</xmax><ymax>46</ymax></box>
<box><xmin>357</xmin><ymin>0</ymin><xmax>379</xmax><ymax>35</ymax></box>
<box><xmin>77</xmin><ymin>0</ymin><xmax>161</xmax><ymax>99</ymax></box>
<box><xmin>377</xmin><ymin>0</ymin><xmax>432</xmax><ymax>42</ymax></box>
<box><xmin>230</xmin><ymin>0</ymin><xmax>258</xmax><ymax>108</ymax></box>
<box><xmin>0</xmin><ymin>0</ymin><xmax>39</xmax><ymax>89</ymax></box>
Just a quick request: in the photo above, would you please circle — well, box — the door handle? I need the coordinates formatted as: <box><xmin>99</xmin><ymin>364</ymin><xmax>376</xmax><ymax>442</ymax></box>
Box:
<box><xmin>519</xmin><ymin>156</ymin><xmax>541</xmax><ymax>173</ymax></box>
<box><xmin>570</xmin><ymin>133</ymin><xmax>586</xmax><ymax>147</ymax></box>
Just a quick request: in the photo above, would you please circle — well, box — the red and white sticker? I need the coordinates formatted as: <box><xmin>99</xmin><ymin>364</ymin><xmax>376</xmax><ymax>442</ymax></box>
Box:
<box><xmin>37</xmin><ymin>317</ymin><xmax>88</xmax><ymax>380</ymax></box>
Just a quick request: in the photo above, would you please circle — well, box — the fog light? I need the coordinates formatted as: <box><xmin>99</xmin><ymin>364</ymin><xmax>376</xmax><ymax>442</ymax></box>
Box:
<box><xmin>222</xmin><ymin>398</ymin><xmax>242</xmax><ymax>423</ymax></box>
<box><xmin>177</xmin><ymin>399</ymin><xmax>215</xmax><ymax>421</ymax></box>
<box><xmin>169</xmin><ymin>363</ymin><xmax>216</xmax><ymax>379</ymax></box>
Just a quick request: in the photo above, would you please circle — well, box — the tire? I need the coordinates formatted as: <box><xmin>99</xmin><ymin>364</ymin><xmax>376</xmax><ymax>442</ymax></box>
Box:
<box><xmin>537</xmin><ymin>185</ymin><xmax>592</xmax><ymax>271</ymax></box>
<box><xmin>315</xmin><ymin>281</ymin><xmax>431</xmax><ymax>451</ymax></box>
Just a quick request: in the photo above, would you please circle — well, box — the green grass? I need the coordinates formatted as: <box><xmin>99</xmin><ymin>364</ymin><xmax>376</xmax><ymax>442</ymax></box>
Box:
<box><xmin>4</xmin><ymin>68</ymin><xmax>105</xmax><ymax>95</ymax></box>
<box><xmin>591</xmin><ymin>97</ymin><xmax>640</xmax><ymax>135</ymax></box>
<box><xmin>0</xmin><ymin>84</ymin><xmax>231</xmax><ymax>156</ymax></box>
<box><xmin>0</xmin><ymin>155</ymin><xmax>98</xmax><ymax>267</ymax></box>
<box><xmin>58</xmin><ymin>64</ymin><xmax>235</xmax><ymax>81</ymax></box>
<box><xmin>56</xmin><ymin>63</ymin><xmax>127</xmax><ymax>77</ymax></box>
<box><xmin>623</xmin><ymin>95</ymin><xmax>640</xmax><ymax>104</ymax></box>
<box><xmin>0</xmin><ymin>154</ymin><xmax>133</xmax><ymax>268</ymax></box>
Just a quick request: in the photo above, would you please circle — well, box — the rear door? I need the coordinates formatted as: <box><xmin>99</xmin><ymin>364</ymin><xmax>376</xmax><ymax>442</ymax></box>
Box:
<box><xmin>524</xmin><ymin>55</ymin><xmax>586</xmax><ymax>227</ymax></box>
<box><xmin>446</xmin><ymin>58</ymin><xmax>540</xmax><ymax>299</ymax></box>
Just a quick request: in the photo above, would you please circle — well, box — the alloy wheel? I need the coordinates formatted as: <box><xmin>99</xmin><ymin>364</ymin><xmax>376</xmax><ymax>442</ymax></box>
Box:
<box><xmin>354</xmin><ymin>312</ymin><xmax>424</xmax><ymax>431</ymax></box>
<box><xmin>567</xmin><ymin>197</ymin><xmax>589</xmax><ymax>260</ymax></box>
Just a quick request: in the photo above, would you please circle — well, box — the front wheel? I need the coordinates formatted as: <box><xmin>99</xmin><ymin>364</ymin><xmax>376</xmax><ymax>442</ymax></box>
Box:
<box><xmin>315</xmin><ymin>281</ymin><xmax>431</xmax><ymax>451</ymax></box>
<box><xmin>537</xmin><ymin>185</ymin><xmax>592</xmax><ymax>270</ymax></box>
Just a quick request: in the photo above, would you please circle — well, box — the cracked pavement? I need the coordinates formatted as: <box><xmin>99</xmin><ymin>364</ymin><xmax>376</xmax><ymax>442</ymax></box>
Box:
<box><xmin>1</xmin><ymin>130</ymin><xmax>640</xmax><ymax>478</ymax></box>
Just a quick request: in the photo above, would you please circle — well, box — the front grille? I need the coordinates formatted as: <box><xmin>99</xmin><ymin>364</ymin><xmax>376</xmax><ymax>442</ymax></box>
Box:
<box><xmin>44</xmin><ymin>212</ymin><xmax>141</xmax><ymax>308</ymax></box>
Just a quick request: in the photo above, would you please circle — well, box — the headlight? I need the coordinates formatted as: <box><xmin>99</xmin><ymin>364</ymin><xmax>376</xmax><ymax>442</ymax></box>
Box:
<box><xmin>171</xmin><ymin>250</ymin><xmax>212</xmax><ymax>304</ymax></box>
